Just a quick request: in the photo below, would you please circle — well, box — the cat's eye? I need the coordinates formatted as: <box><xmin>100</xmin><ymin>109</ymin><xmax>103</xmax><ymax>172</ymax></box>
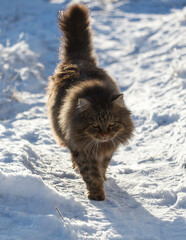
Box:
<box><xmin>91</xmin><ymin>123</ymin><xmax>100</xmax><ymax>128</ymax></box>
<box><xmin>108</xmin><ymin>121</ymin><xmax>116</xmax><ymax>127</ymax></box>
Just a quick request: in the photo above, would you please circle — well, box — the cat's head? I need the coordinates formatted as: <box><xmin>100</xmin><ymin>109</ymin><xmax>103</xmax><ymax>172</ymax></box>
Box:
<box><xmin>71</xmin><ymin>89</ymin><xmax>134</xmax><ymax>146</ymax></box>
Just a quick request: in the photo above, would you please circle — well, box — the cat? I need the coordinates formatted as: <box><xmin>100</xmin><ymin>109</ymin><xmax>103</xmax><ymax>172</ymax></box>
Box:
<box><xmin>47</xmin><ymin>4</ymin><xmax>134</xmax><ymax>201</ymax></box>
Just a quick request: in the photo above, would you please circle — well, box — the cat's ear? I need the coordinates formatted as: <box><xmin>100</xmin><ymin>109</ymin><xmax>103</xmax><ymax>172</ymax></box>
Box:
<box><xmin>78</xmin><ymin>98</ymin><xmax>91</xmax><ymax>111</ymax></box>
<box><xmin>112</xmin><ymin>94</ymin><xmax>125</xmax><ymax>108</ymax></box>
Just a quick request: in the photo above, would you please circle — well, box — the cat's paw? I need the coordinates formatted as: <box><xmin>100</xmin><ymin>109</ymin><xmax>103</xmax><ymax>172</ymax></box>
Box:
<box><xmin>87</xmin><ymin>190</ymin><xmax>105</xmax><ymax>201</ymax></box>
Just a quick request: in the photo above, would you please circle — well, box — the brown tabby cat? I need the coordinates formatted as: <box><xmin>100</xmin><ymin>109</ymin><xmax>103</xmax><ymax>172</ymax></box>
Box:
<box><xmin>47</xmin><ymin>4</ymin><xmax>134</xmax><ymax>201</ymax></box>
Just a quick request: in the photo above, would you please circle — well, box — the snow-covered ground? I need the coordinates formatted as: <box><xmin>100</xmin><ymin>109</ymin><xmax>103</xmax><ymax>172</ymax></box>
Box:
<box><xmin>0</xmin><ymin>0</ymin><xmax>186</xmax><ymax>239</ymax></box>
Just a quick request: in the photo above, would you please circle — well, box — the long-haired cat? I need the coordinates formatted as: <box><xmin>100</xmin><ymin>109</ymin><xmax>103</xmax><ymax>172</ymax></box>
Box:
<box><xmin>47</xmin><ymin>4</ymin><xmax>134</xmax><ymax>200</ymax></box>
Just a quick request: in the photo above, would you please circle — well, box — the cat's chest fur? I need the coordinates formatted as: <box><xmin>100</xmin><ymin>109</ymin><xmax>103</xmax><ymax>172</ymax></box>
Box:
<box><xmin>84</xmin><ymin>142</ymin><xmax>117</xmax><ymax>161</ymax></box>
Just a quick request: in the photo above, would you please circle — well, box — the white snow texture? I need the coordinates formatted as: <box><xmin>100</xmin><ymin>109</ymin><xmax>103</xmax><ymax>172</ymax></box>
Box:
<box><xmin>0</xmin><ymin>0</ymin><xmax>186</xmax><ymax>239</ymax></box>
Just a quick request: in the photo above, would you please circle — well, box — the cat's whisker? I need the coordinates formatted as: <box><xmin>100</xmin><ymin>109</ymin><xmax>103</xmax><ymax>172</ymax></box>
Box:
<box><xmin>93</xmin><ymin>140</ymin><xmax>99</xmax><ymax>159</ymax></box>
<box><xmin>91</xmin><ymin>141</ymin><xmax>97</xmax><ymax>158</ymax></box>
<box><xmin>84</xmin><ymin>139</ymin><xmax>94</xmax><ymax>152</ymax></box>
<box><xmin>111</xmin><ymin>138</ymin><xmax>116</xmax><ymax>148</ymax></box>
<box><xmin>85</xmin><ymin>140</ymin><xmax>97</xmax><ymax>158</ymax></box>
<box><xmin>115</xmin><ymin>136</ymin><xmax>125</xmax><ymax>145</ymax></box>
<box><xmin>116</xmin><ymin>136</ymin><xmax>122</xmax><ymax>142</ymax></box>
<box><xmin>85</xmin><ymin>139</ymin><xmax>95</xmax><ymax>159</ymax></box>
<box><xmin>96</xmin><ymin>141</ymin><xmax>99</xmax><ymax>159</ymax></box>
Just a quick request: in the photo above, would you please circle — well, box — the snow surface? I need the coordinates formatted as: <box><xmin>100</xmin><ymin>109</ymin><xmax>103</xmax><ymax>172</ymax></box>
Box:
<box><xmin>0</xmin><ymin>0</ymin><xmax>186</xmax><ymax>239</ymax></box>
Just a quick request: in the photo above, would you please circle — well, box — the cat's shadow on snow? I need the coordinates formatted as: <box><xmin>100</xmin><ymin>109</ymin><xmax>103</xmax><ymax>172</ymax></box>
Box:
<box><xmin>90</xmin><ymin>177</ymin><xmax>185</xmax><ymax>238</ymax></box>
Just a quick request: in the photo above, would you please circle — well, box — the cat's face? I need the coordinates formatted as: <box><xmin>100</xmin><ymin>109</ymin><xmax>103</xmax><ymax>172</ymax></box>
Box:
<box><xmin>73</xmin><ymin>94</ymin><xmax>133</xmax><ymax>145</ymax></box>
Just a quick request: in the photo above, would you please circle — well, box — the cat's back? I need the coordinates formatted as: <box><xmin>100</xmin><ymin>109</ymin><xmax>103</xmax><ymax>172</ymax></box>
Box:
<box><xmin>48</xmin><ymin>60</ymin><xmax>119</xmax><ymax>105</ymax></box>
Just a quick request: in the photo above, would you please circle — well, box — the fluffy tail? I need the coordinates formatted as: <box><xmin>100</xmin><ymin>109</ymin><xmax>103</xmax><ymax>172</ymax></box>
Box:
<box><xmin>58</xmin><ymin>4</ymin><xmax>97</xmax><ymax>65</ymax></box>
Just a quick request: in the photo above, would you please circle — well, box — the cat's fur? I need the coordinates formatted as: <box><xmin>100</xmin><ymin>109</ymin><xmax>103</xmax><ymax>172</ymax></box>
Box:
<box><xmin>47</xmin><ymin>4</ymin><xmax>134</xmax><ymax>201</ymax></box>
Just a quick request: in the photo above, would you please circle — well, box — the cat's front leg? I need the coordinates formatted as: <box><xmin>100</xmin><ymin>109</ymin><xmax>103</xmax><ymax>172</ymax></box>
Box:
<box><xmin>71</xmin><ymin>151</ymin><xmax>105</xmax><ymax>201</ymax></box>
<box><xmin>83</xmin><ymin>163</ymin><xmax>105</xmax><ymax>201</ymax></box>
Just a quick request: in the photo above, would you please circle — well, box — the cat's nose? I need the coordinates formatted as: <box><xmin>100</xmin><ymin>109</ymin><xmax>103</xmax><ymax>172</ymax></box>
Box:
<box><xmin>102</xmin><ymin>132</ymin><xmax>109</xmax><ymax>139</ymax></box>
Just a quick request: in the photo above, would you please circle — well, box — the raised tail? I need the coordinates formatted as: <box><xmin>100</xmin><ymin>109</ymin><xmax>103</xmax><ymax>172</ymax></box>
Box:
<box><xmin>58</xmin><ymin>4</ymin><xmax>97</xmax><ymax>65</ymax></box>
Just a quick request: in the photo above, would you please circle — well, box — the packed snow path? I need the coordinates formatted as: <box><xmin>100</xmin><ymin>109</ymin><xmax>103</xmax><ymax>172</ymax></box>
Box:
<box><xmin>0</xmin><ymin>0</ymin><xmax>186</xmax><ymax>239</ymax></box>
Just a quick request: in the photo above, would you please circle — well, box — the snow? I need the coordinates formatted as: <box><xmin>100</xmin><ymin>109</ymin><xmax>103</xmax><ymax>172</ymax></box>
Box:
<box><xmin>0</xmin><ymin>0</ymin><xmax>186</xmax><ymax>239</ymax></box>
